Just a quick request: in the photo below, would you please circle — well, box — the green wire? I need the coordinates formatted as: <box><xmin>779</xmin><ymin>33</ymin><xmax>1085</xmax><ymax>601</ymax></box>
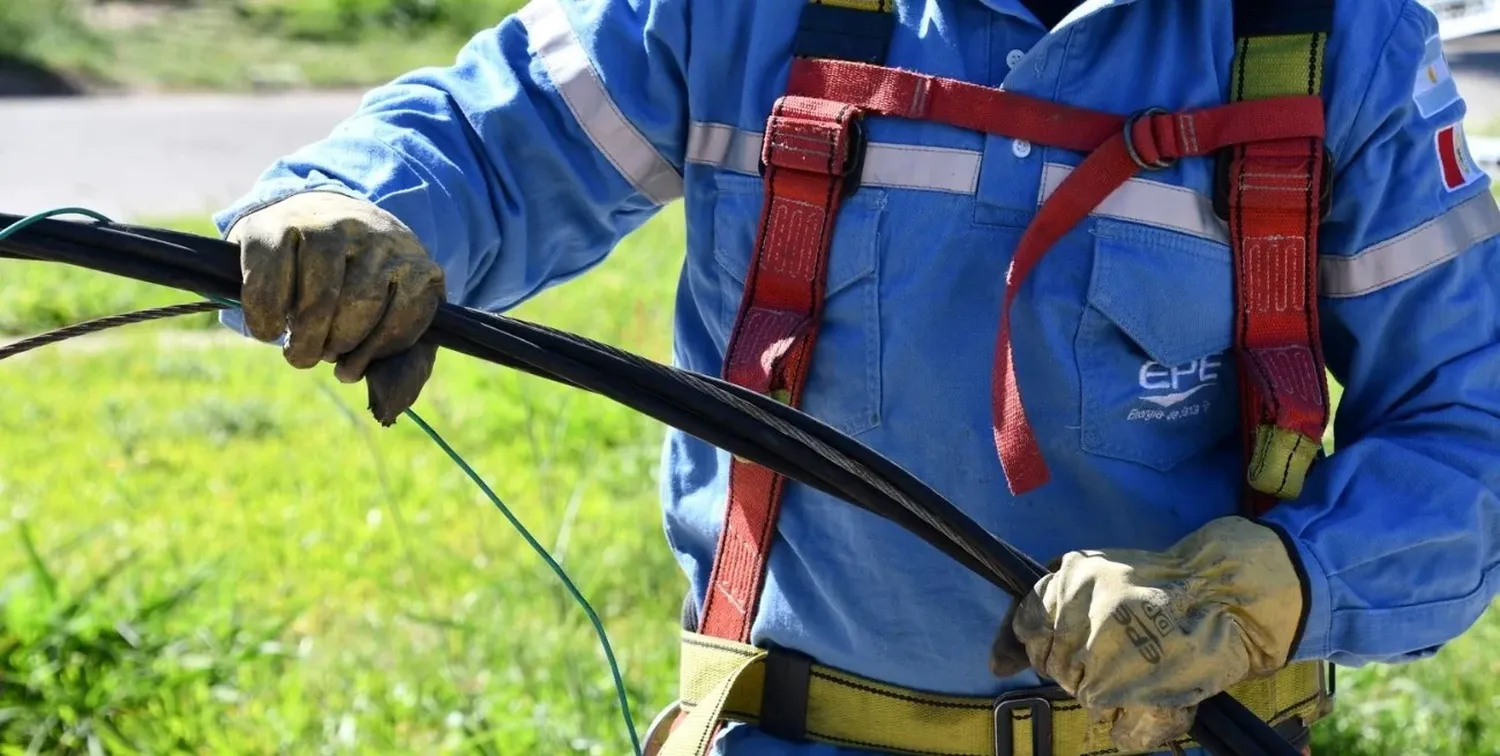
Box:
<box><xmin>1</xmin><ymin>206</ymin><xmax>643</xmax><ymax>755</ymax></box>
<box><xmin>0</xmin><ymin>207</ymin><xmax>115</xmax><ymax>242</ymax></box>
<box><xmin>404</xmin><ymin>410</ymin><xmax>642</xmax><ymax>755</ymax></box>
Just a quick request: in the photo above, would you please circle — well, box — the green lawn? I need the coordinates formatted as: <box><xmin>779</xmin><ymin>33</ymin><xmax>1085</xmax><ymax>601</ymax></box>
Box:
<box><xmin>1</xmin><ymin>1</ymin><xmax>514</xmax><ymax>93</ymax></box>
<box><xmin>0</xmin><ymin>256</ymin><xmax>220</xmax><ymax>335</ymax></box>
<box><xmin>1</xmin><ymin>209</ymin><xmax>1498</xmax><ymax>754</ymax></box>
<box><xmin>0</xmin><ymin>212</ymin><xmax>685</xmax><ymax>753</ymax></box>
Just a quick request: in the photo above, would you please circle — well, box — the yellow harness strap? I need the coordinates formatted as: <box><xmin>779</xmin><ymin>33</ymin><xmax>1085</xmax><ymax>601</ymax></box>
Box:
<box><xmin>656</xmin><ymin>631</ymin><xmax>1330</xmax><ymax>756</ymax></box>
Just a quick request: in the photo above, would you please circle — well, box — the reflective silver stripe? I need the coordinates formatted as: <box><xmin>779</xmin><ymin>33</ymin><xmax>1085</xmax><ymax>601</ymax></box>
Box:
<box><xmin>686</xmin><ymin>122</ymin><xmax>982</xmax><ymax>194</ymax></box>
<box><xmin>687</xmin><ymin>127</ymin><xmax>1500</xmax><ymax>296</ymax></box>
<box><xmin>518</xmin><ymin>0</ymin><xmax>682</xmax><ymax>204</ymax></box>
<box><xmin>1039</xmin><ymin>163</ymin><xmax>1229</xmax><ymax>243</ymax></box>
<box><xmin>1322</xmin><ymin>192</ymin><xmax>1500</xmax><ymax>298</ymax></box>
<box><xmin>686</xmin><ymin>123</ymin><xmax>759</xmax><ymax>174</ymax></box>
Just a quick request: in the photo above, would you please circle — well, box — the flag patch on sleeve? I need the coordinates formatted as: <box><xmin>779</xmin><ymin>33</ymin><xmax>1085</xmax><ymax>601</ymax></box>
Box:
<box><xmin>1436</xmin><ymin>121</ymin><xmax>1482</xmax><ymax>192</ymax></box>
<box><xmin>1414</xmin><ymin>35</ymin><xmax>1461</xmax><ymax>119</ymax></box>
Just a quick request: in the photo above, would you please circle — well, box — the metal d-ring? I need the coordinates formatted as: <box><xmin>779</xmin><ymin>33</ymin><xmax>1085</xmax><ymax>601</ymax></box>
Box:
<box><xmin>641</xmin><ymin>700</ymin><xmax>682</xmax><ymax>756</ymax></box>
<box><xmin>1124</xmin><ymin>106</ymin><xmax>1175</xmax><ymax>171</ymax></box>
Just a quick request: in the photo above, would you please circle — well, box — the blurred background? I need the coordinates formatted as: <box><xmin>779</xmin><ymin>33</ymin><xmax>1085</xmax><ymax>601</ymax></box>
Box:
<box><xmin>1</xmin><ymin>1</ymin><xmax>1498</xmax><ymax>754</ymax></box>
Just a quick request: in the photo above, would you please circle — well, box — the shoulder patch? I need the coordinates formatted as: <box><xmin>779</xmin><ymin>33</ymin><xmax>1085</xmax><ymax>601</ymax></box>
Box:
<box><xmin>1436</xmin><ymin>120</ymin><xmax>1483</xmax><ymax>192</ymax></box>
<box><xmin>1414</xmin><ymin>34</ymin><xmax>1461</xmax><ymax>119</ymax></box>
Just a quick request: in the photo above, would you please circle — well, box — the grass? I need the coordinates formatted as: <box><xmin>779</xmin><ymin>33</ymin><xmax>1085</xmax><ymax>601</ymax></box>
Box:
<box><xmin>0</xmin><ymin>1</ymin><xmax>518</xmax><ymax>93</ymax></box>
<box><xmin>0</xmin><ymin>529</ymin><xmax>292</xmax><ymax>754</ymax></box>
<box><xmin>1314</xmin><ymin>614</ymin><xmax>1500</xmax><ymax>755</ymax></box>
<box><xmin>2</xmin><ymin>207</ymin><xmax>1499</xmax><ymax>754</ymax></box>
<box><xmin>0</xmin><ymin>1</ymin><xmax>99</xmax><ymax>73</ymax></box>
<box><xmin>0</xmin><ymin>258</ymin><xmax>220</xmax><ymax>335</ymax></box>
<box><xmin>0</xmin><ymin>209</ymin><xmax>687</xmax><ymax>753</ymax></box>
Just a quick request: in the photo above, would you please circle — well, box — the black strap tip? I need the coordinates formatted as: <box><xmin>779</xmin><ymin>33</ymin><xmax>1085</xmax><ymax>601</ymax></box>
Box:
<box><xmin>759</xmin><ymin>646</ymin><xmax>814</xmax><ymax>742</ymax></box>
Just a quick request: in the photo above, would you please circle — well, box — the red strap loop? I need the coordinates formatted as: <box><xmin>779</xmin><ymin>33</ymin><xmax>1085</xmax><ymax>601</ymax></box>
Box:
<box><xmin>761</xmin><ymin>109</ymin><xmax>862</xmax><ymax>177</ymax></box>
<box><xmin>723</xmin><ymin>306</ymin><xmax>814</xmax><ymax>394</ymax></box>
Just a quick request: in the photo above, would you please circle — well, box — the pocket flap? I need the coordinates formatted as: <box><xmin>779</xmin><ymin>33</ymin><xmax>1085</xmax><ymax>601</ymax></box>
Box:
<box><xmin>1087</xmin><ymin>219</ymin><xmax>1234</xmax><ymax>368</ymax></box>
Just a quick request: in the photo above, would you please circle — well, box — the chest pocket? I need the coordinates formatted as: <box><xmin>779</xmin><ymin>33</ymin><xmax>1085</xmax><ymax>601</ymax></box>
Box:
<box><xmin>1076</xmin><ymin>219</ymin><xmax>1238</xmax><ymax>471</ymax></box>
<box><xmin>712</xmin><ymin>172</ymin><xmax>885</xmax><ymax>436</ymax></box>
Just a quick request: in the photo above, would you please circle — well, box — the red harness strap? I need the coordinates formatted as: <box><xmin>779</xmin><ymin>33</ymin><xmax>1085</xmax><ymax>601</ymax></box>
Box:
<box><xmin>698</xmin><ymin>96</ymin><xmax>864</xmax><ymax>641</ymax></box>
<box><xmin>1227</xmin><ymin>135</ymin><xmax>1332</xmax><ymax>514</ymax></box>
<box><xmin>699</xmin><ymin>58</ymin><xmax>1327</xmax><ymax>641</ymax></box>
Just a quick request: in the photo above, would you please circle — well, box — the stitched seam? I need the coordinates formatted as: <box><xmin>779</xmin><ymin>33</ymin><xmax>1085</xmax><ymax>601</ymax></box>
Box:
<box><xmin>680</xmin><ymin>635</ymin><xmax>759</xmax><ymax>657</ymax></box>
<box><xmin>810</xmin><ymin>670</ymin><xmax>993</xmax><ymax>710</ymax></box>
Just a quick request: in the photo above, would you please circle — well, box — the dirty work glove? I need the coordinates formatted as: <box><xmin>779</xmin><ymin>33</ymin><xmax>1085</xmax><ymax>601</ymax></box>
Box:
<box><xmin>227</xmin><ymin>191</ymin><xmax>445</xmax><ymax>425</ymax></box>
<box><xmin>989</xmin><ymin>516</ymin><xmax>1305</xmax><ymax>752</ymax></box>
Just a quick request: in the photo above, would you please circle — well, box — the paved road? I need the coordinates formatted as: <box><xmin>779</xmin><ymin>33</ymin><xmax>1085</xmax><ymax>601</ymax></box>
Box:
<box><xmin>0</xmin><ymin>91</ymin><xmax>365</xmax><ymax>221</ymax></box>
<box><xmin>3</xmin><ymin>33</ymin><xmax>1500</xmax><ymax>221</ymax></box>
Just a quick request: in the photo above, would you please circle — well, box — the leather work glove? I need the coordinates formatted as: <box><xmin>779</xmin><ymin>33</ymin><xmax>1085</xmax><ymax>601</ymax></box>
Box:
<box><xmin>227</xmin><ymin>191</ymin><xmax>446</xmax><ymax>425</ymax></box>
<box><xmin>989</xmin><ymin>516</ymin><xmax>1305</xmax><ymax>752</ymax></box>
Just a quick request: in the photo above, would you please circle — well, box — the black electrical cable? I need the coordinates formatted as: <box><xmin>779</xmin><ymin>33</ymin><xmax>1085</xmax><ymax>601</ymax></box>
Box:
<box><xmin>0</xmin><ymin>301</ymin><xmax>223</xmax><ymax>361</ymax></box>
<box><xmin>0</xmin><ymin>213</ymin><xmax>1299</xmax><ymax>756</ymax></box>
<box><xmin>4</xmin><ymin>218</ymin><xmax>1037</xmax><ymax>590</ymax></box>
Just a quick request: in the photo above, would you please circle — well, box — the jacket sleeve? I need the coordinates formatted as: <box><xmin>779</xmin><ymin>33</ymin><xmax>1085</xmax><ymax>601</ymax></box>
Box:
<box><xmin>1262</xmin><ymin>1</ymin><xmax>1500</xmax><ymax>668</ymax></box>
<box><xmin>213</xmin><ymin>0</ymin><xmax>690</xmax><ymax>313</ymax></box>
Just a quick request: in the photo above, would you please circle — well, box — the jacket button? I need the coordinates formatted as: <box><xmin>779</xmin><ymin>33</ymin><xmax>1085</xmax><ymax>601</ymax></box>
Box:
<box><xmin>1006</xmin><ymin>49</ymin><xmax>1025</xmax><ymax>69</ymax></box>
<box><xmin>1012</xmin><ymin>139</ymin><xmax>1033</xmax><ymax>158</ymax></box>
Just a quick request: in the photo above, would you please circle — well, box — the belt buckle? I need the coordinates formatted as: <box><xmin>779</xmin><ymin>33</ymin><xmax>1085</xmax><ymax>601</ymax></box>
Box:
<box><xmin>1123</xmin><ymin>106</ymin><xmax>1175</xmax><ymax>172</ymax></box>
<box><xmin>993</xmin><ymin>687</ymin><xmax>1066</xmax><ymax>756</ymax></box>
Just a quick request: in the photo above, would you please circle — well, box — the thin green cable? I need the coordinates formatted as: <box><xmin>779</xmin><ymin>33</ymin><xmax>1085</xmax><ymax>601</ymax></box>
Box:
<box><xmin>404</xmin><ymin>410</ymin><xmax>642</xmax><ymax>755</ymax></box>
<box><xmin>1</xmin><ymin>206</ymin><xmax>643</xmax><ymax>755</ymax></box>
<box><xmin>0</xmin><ymin>207</ymin><xmax>115</xmax><ymax>241</ymax></box>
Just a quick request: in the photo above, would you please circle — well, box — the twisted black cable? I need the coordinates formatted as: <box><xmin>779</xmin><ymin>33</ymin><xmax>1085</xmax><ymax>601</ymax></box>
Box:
<box><xmin>0</xmin><ymin>301</ymin><xmax>226</xmax><ymax>362</ymax></box>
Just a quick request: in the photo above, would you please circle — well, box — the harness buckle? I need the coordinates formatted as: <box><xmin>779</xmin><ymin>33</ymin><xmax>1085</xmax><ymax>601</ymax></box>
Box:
<box><xmin>993</xmin><ymin>687</ymin><xmax>1066</xmax><ymax>756</ymax></box>
<box><xmin>757</xmin><ymin>111</ymin><xmax>867</xmax><ymax>199</ymax></box>
<box><xmin>1123</xmin><ymin>107</ymin><xmax>1176</xmax><ymax>172</ymax></box>
<box><xmin>839</xmin><ymin>116</ymin><xmax>868</xmax><ymax>198</ymax></box>
<box><xmin>1211</xmin><ymin>145</ymin><xmax>1334</xmax><ymax>222</ymax></box>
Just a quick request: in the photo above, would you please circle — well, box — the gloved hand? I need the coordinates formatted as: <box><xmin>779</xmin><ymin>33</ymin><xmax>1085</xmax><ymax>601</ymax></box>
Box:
<box><xmin>227</xmin><ymin>191</ymin><xmax>446</xmax><ymax>425</ymax></box>
<box><xmin>989</xmin><ymin>516</ymin><xmax>1305</xmax><ymax>752</ymax></box>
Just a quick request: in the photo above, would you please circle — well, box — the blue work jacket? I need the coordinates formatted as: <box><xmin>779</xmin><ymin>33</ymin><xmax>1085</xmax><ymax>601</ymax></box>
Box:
<box><xmin>216</xmin><ymin>0</ymin><xmax>1500</xmax><ymax>753</ymax></box>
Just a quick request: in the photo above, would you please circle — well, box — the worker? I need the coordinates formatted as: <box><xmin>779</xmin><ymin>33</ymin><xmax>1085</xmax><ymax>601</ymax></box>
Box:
<box><xmin>216</xmin><ymin>0</ymin><xmax>1500</xmax><ymax>754</ymax></box>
